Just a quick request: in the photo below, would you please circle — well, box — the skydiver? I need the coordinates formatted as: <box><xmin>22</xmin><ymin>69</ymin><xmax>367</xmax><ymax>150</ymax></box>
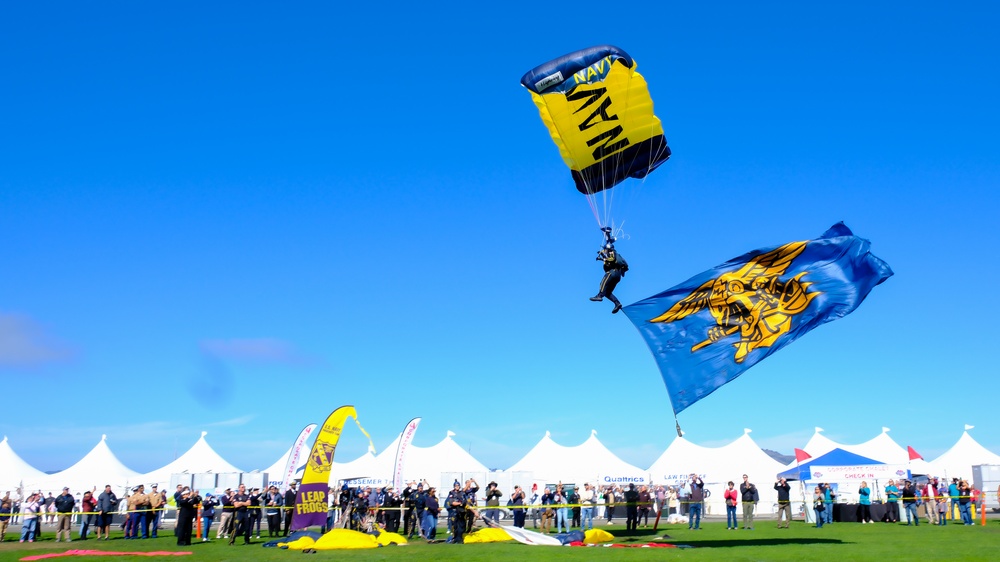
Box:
<box><xmin>590</xmin><ymin>227</ymin><xmax>629</xmax><ymax>314</ymax></box>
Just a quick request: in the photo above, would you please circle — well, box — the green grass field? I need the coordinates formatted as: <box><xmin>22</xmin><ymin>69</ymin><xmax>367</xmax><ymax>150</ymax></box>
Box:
<box><xmin>3</xmin><ymin>519</ymin><xmax>998</xmax><ymax>561</ymax></box>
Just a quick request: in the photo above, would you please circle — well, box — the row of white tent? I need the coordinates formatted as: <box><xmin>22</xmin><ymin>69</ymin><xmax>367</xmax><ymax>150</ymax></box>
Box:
<box><xmin>4</xmin><ymin>426</ymin><xmax>999</xmax><ymax>512</ymax></box>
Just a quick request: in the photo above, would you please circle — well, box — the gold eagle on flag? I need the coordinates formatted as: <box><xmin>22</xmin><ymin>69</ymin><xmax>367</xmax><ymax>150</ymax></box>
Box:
<box><xmin>650</xmin><ymin>240</ymin><xmax>821</xmax><ymax>363</ymax></box>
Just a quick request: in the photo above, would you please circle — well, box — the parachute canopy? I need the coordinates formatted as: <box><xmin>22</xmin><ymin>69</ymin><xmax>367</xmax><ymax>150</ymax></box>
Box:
<box><xmin>521</xmin><ymin>45</ymin><xmax>670</xmax><ymax>197</ymax></box>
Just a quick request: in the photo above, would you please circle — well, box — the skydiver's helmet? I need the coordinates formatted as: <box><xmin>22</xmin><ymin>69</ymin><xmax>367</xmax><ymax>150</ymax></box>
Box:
<box><xmin>604</xmin><ymin>242</ymin><xmax>615</xmax><ymax>252</ymax></box>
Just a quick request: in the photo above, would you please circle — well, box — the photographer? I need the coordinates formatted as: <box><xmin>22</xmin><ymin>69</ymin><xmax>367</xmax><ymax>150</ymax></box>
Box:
<box><xmin>688</xmin><ymin>475</ymin><xmax>705</xmax><ymax>530</ymax></box>
<box><xmin>774</xmin><ymin>477</ymin><xmax>791</xmax><ymax>528</ymax></box>
<box><xmin>483</xmin><ymin>482</ymin><xmax>502</xmax><ymax>524</ymax></box>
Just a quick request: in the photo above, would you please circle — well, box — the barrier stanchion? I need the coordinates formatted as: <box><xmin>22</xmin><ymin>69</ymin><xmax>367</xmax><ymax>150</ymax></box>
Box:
<box><xmin>981</xmin><ymin>497</ymin><xmax>986</xmax><ymax>527</ymax></box>
<box><xmin>197</xmin><ymin>506</ymin><xmax>202</xmax><ymax>539</ymax></box>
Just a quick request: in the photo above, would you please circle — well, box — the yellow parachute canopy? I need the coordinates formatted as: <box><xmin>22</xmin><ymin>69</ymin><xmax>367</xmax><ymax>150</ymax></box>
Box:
<box><xmin>521</xmin><ymin>45</ymin><xmax>670</xmax><ymax>201</ymax></box>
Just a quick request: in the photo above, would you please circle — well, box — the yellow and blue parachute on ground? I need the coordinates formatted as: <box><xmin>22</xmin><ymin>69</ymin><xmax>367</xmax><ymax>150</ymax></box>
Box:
<box><xmin>521</xmin><ymin>45</ymin><xmax>670</xmax><ymax>227</ymax></box>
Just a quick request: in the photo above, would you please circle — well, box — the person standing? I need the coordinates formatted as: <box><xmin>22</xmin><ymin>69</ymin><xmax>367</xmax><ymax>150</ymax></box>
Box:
<box><xmin>554</xmin><ymin>484</ymin><xmax>570</xmax><ymax>533</ymax></box>
<box><xmin>688</xmin><ymin>476</ymin><xmax>704</xmax><ymax>530</ymax></box>
<box><xmin>723</xmin><ymin>481</ymin><xmax>739</xmax><ymax>530</ymax></box>
<box><xmin>264</xmin><ymin>487</ymin><xmax>283</xmax><ymax>537</ymax></box>
<box><xmin>421</xmin><ymin>487</ymin><xmax>440</xmax><ymax>540</ymax></box>
<box><xmin>126</xmin><ymin>485</ymin><xmax>148</xmax><ymax>539</ymax></box>
<box><xmin>603</xmin><ymin>486</ymin><xmax>616</xmax><ymax>524</ymax></box>
<box><xmin>510</xmin><ymin>485</ymin><xmax>527</xmax><ymax>529</ymax></box>
<box><xmin>774</xmin><ymin>478</ymin><xmax>792</xmax><ymax>528</ymax></box>
<box><xmin>446</xmin><ymin>483</ymin><xmax>467</xmax><ymax>544</ymax></box>
<box><xmin>229</xmin><ymin>484</ymin><xmax>251</xmax><ymax>545</ymax></box>
<box><xmin>483</xmin><ymin>482</ymin><xmax>502</xmax><ymax>524</ymax></box>
<box><xmin>858</xmin><ymin>481</ymin><xmax>872</xmax><ymax>524</ymax></box>
<box><xmin>201</xmin><ymin>493</ymin><xmax>219</xmax><ymax>541</ymax></box>
<box><xmin>922</xmin><ymin>481</ymin><xmax>939</xmax><ymax>525</ymax></box>
<box><xmin>578</xmin><ymin>483</ymin><xmax>595</xmax><ymax>530</ymax></box>
<box><xmin>54</xmin><ymin>487</ymin><xmax>75</xmax><ymax>542</ymax></box>
<box><xmin>637</xmin><ymin>485</ymin><xmax>652</xmax><ymax>527</ymax></box>
<box><xmin>813</xmin><ymin>487</ymin><xmax>825</xmax><ymax>528</ymax></box>
<box><xmin>282</xmin><ymin>482</ymin><xmax>297</xmax><ymax>536</ymax></box>
<box><xmin>822</xmin><ymin>483</ymin><xmax>835</xmax><ymax>525</ymax></box>
<box><xmin>147</xmin><ymin>484</ymin><xmax>163</xmax><ymax>538</ymax></box>
<box><xmin>96</xmin><ymin>485</ymin><xmax>118</xmax><ymax>540</ymax></box>
<box><xmin>19</xmin><ymin>493</ymin><xmax>41</xmax><ymax>542</ymax></box>
<box><xmin>539</xmin><ymin>487</ymin><xmax>555</xmax><ymax>533</ymax></box>
<box><xmin>902</xmin><ymin>480</ymin><xmax>919</xmax><ymax>526</ymax></box>
<box><xmin>948</xmin><ymin>478</ymin><xmax>959</xmax><ymax>521</ymax></box>
<box><xmin>248</xmin><ymin>487</ymin><xmax>263</xmax><ymax>539</ymax></box>
<box><xmin>217</xmin><ymin>488</ymin><xmax>235</xmax><ymax>539</ymax></box>
<box><xmin>739</xmin><ymin>474</ymin><xmax>758</xmax><ymax>530</ymax></box>
<box><xmin>1</xmin><ymin>492</ymin><xmax>14</xmax><ymax>542</ymax></box>
<box><xmin>568</xmin><ymin>486</ymin><xmax>581</xmax><ymax>528</ymax></box>
<box><xmin>175</xmin><ymin>488</ymin><xmax>200</xmax><ymax>546</ymax></box>
<box><xmin>884</xmin><ymin>480</ymin><xmax>900</xmax><ymax>523</ymax></box>
<box><xmin>462</xmin><ymin>479</ymin><xmax>479</xmax><ymax>535</ymax></box>
<box><xmin>958</xmin><ymin>481</ymin><xmax>973</xmax><ymax>525</ymax></box>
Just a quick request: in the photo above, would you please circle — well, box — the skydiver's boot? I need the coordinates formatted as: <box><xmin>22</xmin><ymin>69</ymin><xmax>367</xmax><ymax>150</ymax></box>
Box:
<box><xmin>590</xmin><ymin>294</ymin><xmax>604</xmax><ymax>302</ymax></box>
<box><xmin>609</xmin><ymin>295</ymin><xmax>622</xmax><ymax>314</ymax></box>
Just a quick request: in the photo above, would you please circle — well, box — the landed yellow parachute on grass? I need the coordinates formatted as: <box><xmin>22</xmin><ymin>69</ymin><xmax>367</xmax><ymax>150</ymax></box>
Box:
<box><xmin>463</xmin><ymin>527</ymin><xmax>515</xmax><ymax>544</ymax></box>
<box><xmin>584</xmin><ymin>528</ymin><xmax>615</xmax><ymax>544</ymax></box>
<box><xmin>521</xmin><ymin>45</ymin><xmax>670</xmax><ymax>227</ymax></box>
<box><xmin>280</xmin><ymin>529</ymin><xmax>408</xmax><ymax>550</ymax></box>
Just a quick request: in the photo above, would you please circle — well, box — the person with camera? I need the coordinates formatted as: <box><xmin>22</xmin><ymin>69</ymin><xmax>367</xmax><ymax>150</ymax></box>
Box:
<box><xmin>483</xmin><ymin>482</ymin><xmax>502</xmax><ymax>524</ymax></box>
<box><xmin>175</xmin><ymin>487</ymin><xmax>201</xmax><ymax>546</ymax></box>
<box><xmin>822</xmin><ymin>483</ymin><xmax>835</xmax><ymax>525</ymax></box>
<box><xmin>688</xmin><ymin>475</ymin><xmax>705</xmax><ymax>530</ymax></box>
<box><xmin>774</xmin><ymin>477</ymin><xmax>791</xmax><ymax>528</ymax></box>
<box><xmin>509</xmin><ymin>485</ymin><xmax>527</xmax><ymax>528</ymax></box>
<box><xmin>723</xmin><ymin>481</ymin><xmax>739</xmax><ymax>530</ymax></box>
<box><xmin>589</xmin><ymin>228</ymin><xmax>628</xmax><ymax>314</ymax></box>
<box><xmin>739</xmin><ymin>474</ymin><xmax>758</xmax><ymax>530</ymax></box>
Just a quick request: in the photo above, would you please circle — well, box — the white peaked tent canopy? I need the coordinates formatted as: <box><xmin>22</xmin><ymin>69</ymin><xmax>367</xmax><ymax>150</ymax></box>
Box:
<box><xmin>261</xmin><ymin>445</ymin><xmax>378</xmax><ymax>488</ymax></box>
<box><xmin>648</xmin><ymin>430</ymin><xmax>785</xmax><ymax>511</ymax></box>
<box><xmin>800</xmin><ymin>427</ymin><xmax>842</xmax><ymax>459</ymax></box>
<box><xmin>330</xmin><ymin>451</ymin><xmax>380</xmax><ymax>484</ymax></box>
<box><xmin>799</xmin><ymin>427</ymin><xmax>909</xmax><ymax>464</ymax></box>
<box><xmin>26</xmin><ymin>435</ymin><xmax>140</xmax><ymax>494</ymax></box>
<box><xmin>929</xmin><ymin>427</ymin><xmax>1000</xmax><ymax>480</ymax></box>
<box><xmin>508</xmin><ymin>430</ymin><xmax>647</xmax><ymax>485</ymax></box>
<box><xmin>366</xmin><ymin>431</ymin><xmax>488</xmax><ymax>486</ymax></box>
<box><xmin>137</xmin><ymin>432</ymin><xmax>243</xmax><ymax>489</ymax></box>
<box><xmin>0</xmin><ymin>436</ymin><xmax>47</xmax><ymax>493</ymax></box>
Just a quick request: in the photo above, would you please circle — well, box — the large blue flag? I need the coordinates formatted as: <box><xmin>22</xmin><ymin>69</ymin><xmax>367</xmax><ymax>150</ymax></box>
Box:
<box><xmin>623</xmin><ymin>223</ymin><xmax>892</xmax><ymax>414</ymax></box>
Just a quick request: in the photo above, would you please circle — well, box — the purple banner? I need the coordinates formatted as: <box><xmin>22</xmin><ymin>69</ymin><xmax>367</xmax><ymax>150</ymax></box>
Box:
<box><xmin>290</xmin><ymin>482</ymin><xmax>329</xmax><ymax>530</ymax></box>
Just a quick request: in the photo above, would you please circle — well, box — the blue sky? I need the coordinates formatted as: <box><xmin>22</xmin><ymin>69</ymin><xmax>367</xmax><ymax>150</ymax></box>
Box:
<box><xmin>2</xmin><ymin>1</ymin><xmax>998</xmax><ymax>474</ymax></box>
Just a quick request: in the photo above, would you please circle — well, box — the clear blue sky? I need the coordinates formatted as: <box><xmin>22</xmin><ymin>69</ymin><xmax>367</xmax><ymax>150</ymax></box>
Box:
<box><xmin>2</xmin><ymin>1</ymin><xmax>997</xmax><ymax>474</ymax></box>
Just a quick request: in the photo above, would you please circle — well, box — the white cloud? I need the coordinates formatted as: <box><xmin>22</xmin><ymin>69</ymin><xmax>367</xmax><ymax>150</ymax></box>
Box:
<box><xmin>0</xmin><ymin>313</ymin><xmax>75</xmax><ymax>366</ymax></box>
<box><xmin>199</xmin><ymin>337</ymin><xmax>314</xmax><ymax>365</ymax></box>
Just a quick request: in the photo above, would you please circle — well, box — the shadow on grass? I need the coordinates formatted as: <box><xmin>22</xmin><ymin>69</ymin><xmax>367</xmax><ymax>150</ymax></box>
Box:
<box><xmin>613</xmin><ymin>530</ymin><xmax>845</xmax><ymax>548</ymax></box>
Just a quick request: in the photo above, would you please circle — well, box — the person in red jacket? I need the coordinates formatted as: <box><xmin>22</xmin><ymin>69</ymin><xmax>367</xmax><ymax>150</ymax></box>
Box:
<box><xmin>723</xmin><ymin>481</ymin><xmax>739</xmax><ymax>530</ymax></box>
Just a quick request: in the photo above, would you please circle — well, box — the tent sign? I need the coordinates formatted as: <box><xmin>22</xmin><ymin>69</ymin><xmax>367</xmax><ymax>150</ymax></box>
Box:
<box><xmin>809</xmin><ymin>464</ymin><xmax>910</xmax><ymax>481</ymax></box>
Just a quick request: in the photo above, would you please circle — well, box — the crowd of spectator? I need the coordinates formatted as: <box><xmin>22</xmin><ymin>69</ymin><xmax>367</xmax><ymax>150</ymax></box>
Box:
<box><xmin>1</xmin><ymin>474</ymin><xmax>997</xmax><ymax>544</ymax></box>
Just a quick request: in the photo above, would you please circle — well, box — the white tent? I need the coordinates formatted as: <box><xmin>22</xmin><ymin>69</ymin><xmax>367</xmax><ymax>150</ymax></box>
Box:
<box><xmin>929</xmin><ymin>427</ymin><xmax>1000</xmax><ymax>481</ymax></box>
<box><xmin>363</xmin><ymin>431</ymin><xmax>488</xmax><ymax>489</ymax></box>
<box><xmin>136</xmin><ymin>431</ymin><xmax>243</xmax><ymax>489</ymax></box>
<box><xmin>26</xmin><ymin>435</ymin><xmax>140</xmax><ymax>495</ymax></box>
<box><xmin>508</xmin><ymin>430</ymin><xmax>648</xmax><ymax>486</ymax></box>
<box><xmin>798</xmin><ymin>427</ymin><xmax>909</xmax><ymax>464</ymax></box>
<box><xmin>0</xmin><ymin>436</ymin><xmax>47</xmax><ymax>494</ymax></box>
<box><xmin>647</xmin><ymin>429</ymin><xmax>785</xmax><ymax>513</ymax></box>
